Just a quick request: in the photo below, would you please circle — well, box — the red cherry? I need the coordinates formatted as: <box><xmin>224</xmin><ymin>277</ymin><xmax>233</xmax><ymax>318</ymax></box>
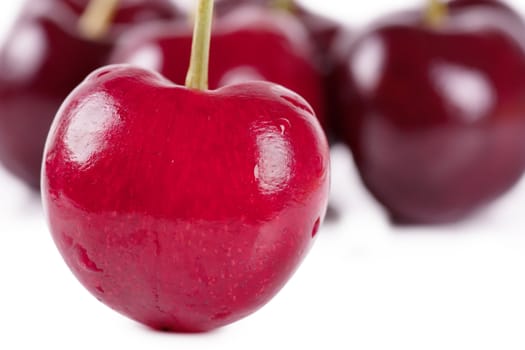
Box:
<box><xmin>336</xmin><ymin>0</ymin><xmax>525</xmax><ymax>223</ymax></box>
<box><xmin>0</xmin><ymin>0</ymin><xmax>179</xmax><ymax>189</ymax></box>
<box><xmin>43</xmin><ymin>65</ymin><xmax>328</xmax><ymax>333</ymax></box>
<box><xmin>42</xmin><ymin>0</ymin><xmax>329</xmax><ymax>332</ymax></box>
<box><xmin>212</xmin><ymin>0</ymin><xmax>344</xmax><ymax>134</ymax></box>
<box><xmin>111</xmin><ymin>5</ymin><xmax>327</xmax><ymax>128</ymax></box>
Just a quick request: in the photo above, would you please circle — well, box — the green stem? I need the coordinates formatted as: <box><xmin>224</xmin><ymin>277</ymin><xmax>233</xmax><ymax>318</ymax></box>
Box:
<box><xmin>424</xmin><ymin>0</ymin><xmax>448</xmax><ymax>28</ymax></box>
<box><xmin>78</xmin><ymin>0</ymin><xmax>120</xmax><ymax>40</ymax></box>
<box><xmin>270</xmin><ymin>0</ymin><xmax>296</xmax><ymax>13</ymax></box>
<box><xmin>185</xmin><ymin>0</ymin><xmax>214</xmax><ymax>90</ymax></box>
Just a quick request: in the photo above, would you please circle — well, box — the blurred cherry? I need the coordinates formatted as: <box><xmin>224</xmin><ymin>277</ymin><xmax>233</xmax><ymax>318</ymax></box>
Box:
<box><xmin>212</xmin><ymin>0</ymin><xmax>344</xmax><ymax>136</ymax></box>
<box><xmin>336</xmin><ymin>0</ymin><xmax>525</xmax><ymax>223</ymax></box>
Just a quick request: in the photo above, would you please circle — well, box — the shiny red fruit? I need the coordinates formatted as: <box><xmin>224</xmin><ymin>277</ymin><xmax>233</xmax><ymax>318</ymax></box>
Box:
<box><xmin>42</xmin><ymin>65</ymin><xmax>330</xmax><ymax>332</ymax></box>
<box><xmin>336</xmin><ymin>0</ymin><xmax>525</xmax><ymax>223</ymax></box>
<box><xmin>111</xmin><ymin>6</ymin><xmax>326</xmax><ymax>128</ymax></box>
<box><xmin>0</xmin><ymin>0</ymin><xmax>178</xmax><ymax>189</ymax></box>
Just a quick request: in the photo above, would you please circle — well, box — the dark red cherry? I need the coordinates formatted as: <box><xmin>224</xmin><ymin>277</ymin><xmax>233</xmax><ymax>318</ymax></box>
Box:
<box><xmin>336</xmin><ymin>0</ymin><xmax>525</xmax><ymax>223</ymax></box>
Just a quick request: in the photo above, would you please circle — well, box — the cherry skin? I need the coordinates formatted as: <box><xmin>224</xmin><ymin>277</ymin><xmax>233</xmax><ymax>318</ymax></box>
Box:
<box><xmin>0</xmin><ymin>0</ymin><xmax>179</xmax><ymax>189</ymax></box>
<box><xmin>111</xmin><ymin>6</ymin><xmax>327</xmax><ymax>128</ymax></box>
<box><xmin>42</xmin><ymin>65</ymin><xmax>330</xmax><ymax>332</ymax></box>
<box><xmin>336</xmin><ymin>0</ymin><xmax>525</xmax><ymax>223</ymax></box>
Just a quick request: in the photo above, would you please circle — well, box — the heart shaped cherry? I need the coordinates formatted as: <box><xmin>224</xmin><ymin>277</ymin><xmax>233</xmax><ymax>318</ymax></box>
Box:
<box><xmin>43</xmin><ymin>0</ymin><xmax>329</xmax><ymax>332</ymax></box>
<box><xmin>336</xmin><ymin>0</ymin><xmax>525</xmax><ymax>223</ymax></box>
<box><xmin>111</xmin><ymin>5</ymin><xmax>326</xmax><ymax>128</ymax></box>
<box><xmin>0</xmin><ymin>0</ymin><xmax>179</xmax><ymax>189</ymax></box>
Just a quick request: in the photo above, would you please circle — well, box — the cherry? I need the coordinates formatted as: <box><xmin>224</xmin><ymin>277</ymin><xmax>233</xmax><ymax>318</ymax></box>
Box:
<box><xmin>0</xmin><ymin>0</ymin><xmax>179</xmax><ymax>189</ymax></box>
<box><xmin>42</xmin><ymin>0</ymin><xmax>329</xmax><ymax>332</ymax></box>
<box><xmin>212</xmin><ymin>0</ymin><xmax>344</xmax><ymax>134</ymax></box>
<box><xmin>111</xmin><ymin>5</ymin><xmax>326</xmax><ymax>128</ymax></box>
<box><xmin>336</xmin><ymin>0</ymin><xmax>525</xmax><ymax>223</ymax></box>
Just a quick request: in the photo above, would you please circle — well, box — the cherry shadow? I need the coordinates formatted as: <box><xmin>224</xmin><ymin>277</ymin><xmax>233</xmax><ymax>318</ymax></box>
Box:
<box><xmin>324</xmin><ymin>203</ymin><xmax>342</xmax><ymax>224</ymax></box>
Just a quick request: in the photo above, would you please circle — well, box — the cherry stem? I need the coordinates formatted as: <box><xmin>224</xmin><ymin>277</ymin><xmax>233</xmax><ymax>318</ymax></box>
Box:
<box><xmin>185</xmin><ymin>0</ymin><xmax>214</xmax><ymax>91</ymax></box>
<box><xmin>270</xmin><ymin>0</ymin><xmax>296</xmax><ymax>12</ymax></box>
<box><xmin>78</xmin><ymin>0</ymin><xmax>120</xmax><ymax>40</ymax></box>
<box><xmin>424</xmin><ymin>0</ymin><xmax>448</xmax><ymax>27</ymax></box>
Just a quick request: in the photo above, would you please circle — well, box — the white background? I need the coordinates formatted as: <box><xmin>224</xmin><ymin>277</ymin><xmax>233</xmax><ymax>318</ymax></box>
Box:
<box><xmin>2</xmin><ymin>1</ymin><xmax>525</xmax><ymax>349</ymax></box>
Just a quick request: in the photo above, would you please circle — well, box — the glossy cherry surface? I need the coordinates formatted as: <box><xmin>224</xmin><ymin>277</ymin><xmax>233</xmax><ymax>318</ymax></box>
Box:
<box><xmin>336</xmin><ymin>0</ymin><xmax>525</xmax><ymax>223</ymax></box>
<box><xmin>42</xmin><ymin>65</ymin><xmax>330</xmax><ymax>332</ymax></box>
<box><xmin>0</xmin><ymin>0</ymin><xmax>178</xmax><ymax>189</ymax></box>
<box><xmin>112</xmin><ymin>6</ymin><xmax>326</xmax><ymax>128</ymax></box>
